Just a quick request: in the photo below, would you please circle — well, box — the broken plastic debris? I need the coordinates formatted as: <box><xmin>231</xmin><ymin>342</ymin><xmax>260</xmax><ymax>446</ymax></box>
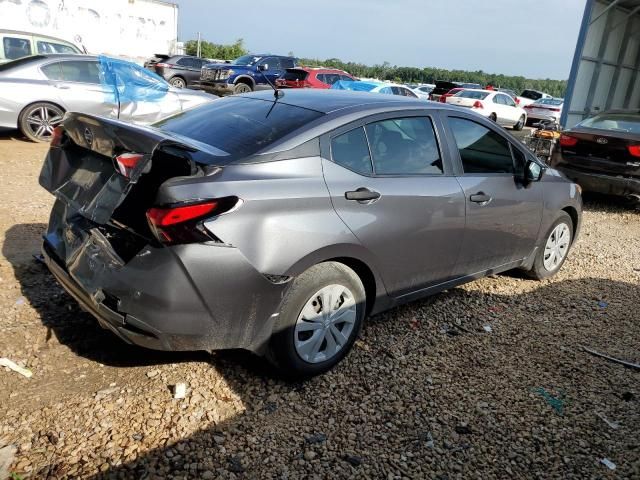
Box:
<box><xmin>582</xmin><ymin>345</ymin><xmax>640</xmax><ymax>370</ymax></box>
<box><xmin>531</xmin><ymin>387</ymin><xmax>564</xmax><ymax>415</ymax></box>
<box><xmin>598</xmin><ymin>301</ymin><xmax>608</xmax><ymax>308</ymax></box>
<box><xmin>0</xmin><ymin>358</ymin><xmax>32</xmax><ymax>378</ymax></box>
<box><xmin>174</xmin><ymin>383</ymin><xmax>186</xmax><ymax>399</ymax></box>
<box><xmin>483</xmin><ymin>325</ymin><xmax>492</xmax><ymax>333</ymax></box>
<box><xmin>600</xmin><ymin>458</ymin><xmax>616</xmax><ymax>470</ymax></box>
<box><xmin>14</xmin><ymin>297</ymin><xmax>25</xmax><ymax>306</ymax></box>
<box><xmin>595</xmin><ymin>412</ymin><xmax>620</xmax><ymax>430</ymax></box>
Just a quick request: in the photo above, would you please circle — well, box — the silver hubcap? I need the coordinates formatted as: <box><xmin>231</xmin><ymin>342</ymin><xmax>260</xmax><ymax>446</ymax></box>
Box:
<box><xmin>26</xmin><ymin>105</ymin><xmax>64</xmax><ymax>139</ymax></box>
<box><xmin>543</xmin><ymin>223</ymin><xmax>571</xmax><ymax>271</ymax></box>
<box><xmin>171</xmin><ymin>78</ymin><xmax>184</xmax><ymax>87</ymax></box>
<box><xmin>294</xmin><ymin>284</ymin><xmax>357</xmax><ymax>364</ymax></box>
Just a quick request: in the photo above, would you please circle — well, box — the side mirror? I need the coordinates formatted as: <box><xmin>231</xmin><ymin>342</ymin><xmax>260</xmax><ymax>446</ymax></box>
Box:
<box><xmin>258</xmin><ymin>64</ymin><xmax>269</xmax><ymax>72</ymax></box>
<box><xmin>525</xmin><ymin>160</ymin><xmax>544</xmax><ymax>183</ymax></box>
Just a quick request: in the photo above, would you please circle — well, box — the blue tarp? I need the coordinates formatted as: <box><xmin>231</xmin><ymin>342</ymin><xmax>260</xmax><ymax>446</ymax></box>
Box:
<box><xmin>98</xmin><ymin>55</ymin><xmax>169</xmax><ymax>105</ymax></box>
<box><xmin>330</xmin><ymin>80</ymin><xmax>383</xmax><ymax>92</ymax></box>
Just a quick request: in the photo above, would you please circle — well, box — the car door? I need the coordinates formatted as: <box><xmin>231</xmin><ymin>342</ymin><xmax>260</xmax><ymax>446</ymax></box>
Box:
<box><xmin>442</xmin><ymin>114</ymin><xmax>543</xmax><ymax>276</ymax></box>
<box><xmin>499</xmin><ymin>93</ymin><xmax>519</xmax><ymax>125</ymax></box>
<box><xmin>321</xmin><ymin>112</ymin><xmax>466</xmax><ymax>297</ymax></box>
<box><xmin>490</xmin><ymin>94</ymin><xmax>508</xmax><ymax>126</ymax></box>
<box><xmin>175</xmin><ymin>57</ymin><xmax>201</xmax><ymax>85</ymax></box>
<box><xmin>40</xmin><ymin>60</ymin><xmax>118</xmax><ymax>118</ymax></box>
<box><xmin>258</xmin><ymin>57</ymin><xmax>283</xmax><ymax>88</ymax></box>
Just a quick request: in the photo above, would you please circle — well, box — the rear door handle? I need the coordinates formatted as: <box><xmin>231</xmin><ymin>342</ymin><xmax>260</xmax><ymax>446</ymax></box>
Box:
<box><xmin>345</xmin><ymin>187</ymin><xmax>381</xmax><ymax>203</ymax></box>
<box><xmin>469</xmin><ymin>192</ymin><xmax>492</xmax><ymax>204</ymax></box>
<box><xmin>54</xmin><ymin>84</ymin><xmax>70</xmax><ymax>89</ymax></box>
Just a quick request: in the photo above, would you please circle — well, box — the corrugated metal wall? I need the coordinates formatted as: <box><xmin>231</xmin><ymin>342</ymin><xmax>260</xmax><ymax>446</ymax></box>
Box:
<box><xmin>562</xmin><ymin>0</ymin><xmax>640</xmax><ymax>128</ymax></box>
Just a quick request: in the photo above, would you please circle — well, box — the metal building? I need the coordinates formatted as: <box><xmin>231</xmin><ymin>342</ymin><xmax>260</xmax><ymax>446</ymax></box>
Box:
<box><xmin>562</xmin><ymin>0</ymin><xmax>640</xmax><ymax>128</ymax></box>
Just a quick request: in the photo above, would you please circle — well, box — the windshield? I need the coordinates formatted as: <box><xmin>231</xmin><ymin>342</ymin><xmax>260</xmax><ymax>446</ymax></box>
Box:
<box><xmin>455</xmin><ymin>90</ymin><xmax>489</xmax><ymax>99</ymax></box>
<box><xmin>578</xmin><ymin>113</ymin><xmax>640</xmax><ymax>134</ymax></box>
<box><xmin>233</xmin><ymin>55</ymin><xmax>262</xmax><ymax>66</ymax></box>
<box><xmin>536</xmin><ymin>98</ymin><xmax>563</xmax><ymax>106</ymax></box>
<box><xmin>154</xmin><ymin>96</ymin><xmax>324</xmax><ymax>160</ymax></box>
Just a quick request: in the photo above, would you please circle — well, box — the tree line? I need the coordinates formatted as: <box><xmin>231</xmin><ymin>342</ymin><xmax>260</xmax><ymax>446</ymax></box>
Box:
<box><xmin>185</xmin><ymin>39</ymin><xmax>567</xmax><ymax>98</ymax></box>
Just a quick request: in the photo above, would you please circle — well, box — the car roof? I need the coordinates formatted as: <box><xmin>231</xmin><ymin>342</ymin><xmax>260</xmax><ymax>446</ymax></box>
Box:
<box><xmin>0</xmin><ymin>29</ymin><xmax>78</xmax><ymax>44</ymax></box>
<box><xmin>242</xmin><ymin>89</ymin><xmax>451</xmax><ymax>114</ymax></box>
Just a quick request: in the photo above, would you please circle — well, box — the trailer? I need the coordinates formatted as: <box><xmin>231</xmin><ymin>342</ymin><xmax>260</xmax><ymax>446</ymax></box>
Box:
<box><xmin>0</xmin><ymin>0</ymin><xmax>179</xmax><ymax>64</ymax></box>
<box><xmin>562</xmin><ymin>0</ymin><xmax>640</xmax><ymax>128</ymax></box>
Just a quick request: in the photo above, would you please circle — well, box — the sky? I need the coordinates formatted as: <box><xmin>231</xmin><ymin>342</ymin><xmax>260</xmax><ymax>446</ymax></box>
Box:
<box><xmin>173</xmin><ymin>0</ymin><xmax>587</xmax><ymax>80</ymax></box>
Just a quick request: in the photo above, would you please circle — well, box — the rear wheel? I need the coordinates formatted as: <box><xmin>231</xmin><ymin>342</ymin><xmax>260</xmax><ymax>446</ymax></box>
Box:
<box><xmin>267</xmin><ymin>262</ymin><xmax>366</xmax><ymax>378</ymax></box>
<box><xmin>233</xmin><ymin>82</ymin><xmax>252</xmax><ymax>94</ymax></box>
<box><xmin>169</xmin><ymin>76</ymin><xmax>186</xmax><ymax>88</ymax></box>
<box><xmin>513</xmin><ymin>115</ymin><xmax>525</xmax><ymax>131</ymax></box>
<box><xmin>526</xmin><ymin>212</ymin><xmax>573</xmax><ymax>280</ymax></box>
<box><xmin>19</xmin><ymin>102</ymin><xmax>65</xmax><ymax>142</ymax></box>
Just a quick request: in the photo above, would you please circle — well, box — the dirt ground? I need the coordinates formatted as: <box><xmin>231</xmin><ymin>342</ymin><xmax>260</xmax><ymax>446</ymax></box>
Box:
<box><xmin>0</xmin><ymin>129</ymin><xmax>639</xmax><ymax>479</ymax></box>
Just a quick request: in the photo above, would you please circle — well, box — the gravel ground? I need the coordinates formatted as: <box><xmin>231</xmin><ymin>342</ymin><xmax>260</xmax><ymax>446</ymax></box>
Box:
<box><xmin>0</xmin><ymin>130</ymin><xmax>639</xmax><ymax>480</ymax></box>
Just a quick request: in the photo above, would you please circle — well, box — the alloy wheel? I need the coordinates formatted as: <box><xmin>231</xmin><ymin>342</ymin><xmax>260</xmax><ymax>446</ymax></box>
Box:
<box><xmin>25</xmin><ymin>105</ymin><xmax>64</xmax><ymax>141</ymax></box>
<box><xmin>294</xmin><ymin>284</ymin><xmax>357</xmax><ymax>364</ymax></box>
<box><xmin>543</xmin><ymin>222</ymin><xmax>571</xmax><ymax>271</ymax></box>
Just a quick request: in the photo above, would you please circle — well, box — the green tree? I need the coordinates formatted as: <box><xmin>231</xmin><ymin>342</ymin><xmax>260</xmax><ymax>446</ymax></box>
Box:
<box><xmin>184</xmin><ymin>38</ymin><xmax>248</xmax><ymax>60</ymax></box>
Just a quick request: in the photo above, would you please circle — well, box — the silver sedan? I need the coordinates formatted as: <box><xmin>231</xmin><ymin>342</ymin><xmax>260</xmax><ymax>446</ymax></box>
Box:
<box><xmin>0</xmin><ymin>54</ymin><xmax>216</xmax><ymax>142</ymax></box>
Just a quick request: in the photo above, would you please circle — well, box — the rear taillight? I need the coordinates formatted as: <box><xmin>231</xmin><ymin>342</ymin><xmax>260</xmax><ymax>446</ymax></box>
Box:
<box><xmin>439</xmin><ymin>96</ymin><xmax>447</xmax><ymax>103</ymax></box>
<box><xmin>550</xmin><ymin>108</ymin><xmax>561</xmax><ymax>112</ymax></box>
<box><xmin>115</xmin><ymin>153</ymin><xmax>145</xmax><ymax>178</ymax></box>
<box><xmin>560</xmin><ymin>135</ymin><xmax>578</xmax><ymax>147</ymax></box>
<box><xmin>472</xmin><ymin>100</ymin><xmax>484</xmax><ymax>109</ymax></box>
<box><xmin>628</xmin><ymin>145</ymin><xmax>640</xmax><ymax>157</ymax></box>
<box><xmin>50</xmin><ymin>126</ymin><xmax>65</xmax><ymax>147</ymax></box>
<box><xmin>155</xmin><ymin>63</ymin><xmax>172</xmax><ymax>68</ymax></box>
<box><xmin>146</xmin><ymin>197</ymin><xmax>239</xmax><ymax>245</ymax></box>
<box><xmin>515</xmin><ymin>98</ymin><xmax>520</xmax><ymax>105</ymax></box>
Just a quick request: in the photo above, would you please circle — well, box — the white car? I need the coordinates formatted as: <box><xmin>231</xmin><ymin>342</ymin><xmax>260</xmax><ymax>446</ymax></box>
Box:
<box><xmin>371</xmin><ymin>83</ymin><xmax>419</xmax><ymax>98</ymax></box>
<box><xmin>518</xmin><ymin>89</ymin><xmax>553</xmax><ymax>107</ymax></box>
<box><xmin>524</xmin><ymin>98</ymin><xmax>564</xmax><ymax>124</ymax></box>
<box><xmin>412</xmin><ymin>84</ymin><xmax>435</xmax><ymax>100</ymax></box>
<box><xmin>446</xmin><ymin>89</ymin><xmax>527</xmax><ymax>130</ymax></box>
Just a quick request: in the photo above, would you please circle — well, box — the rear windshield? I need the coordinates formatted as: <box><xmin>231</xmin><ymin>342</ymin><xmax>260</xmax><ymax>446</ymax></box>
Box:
<box><xmin>461</xmin><ymin>83</ymin><xmax>482</xmax><ymax>89</ymax></box>
<box><xmin>154</xmin><ymin>96</ymin><xmax>324</xmax><ymax>159</ymax></box>
<box><xmin>578</xmin><ymin>113</ymin><xmax>640</xmax><ymax>134</ymax></box>
<box><xmin>537</xmin><ymin>98</ymin><xmax>563</xmax><ymax>106</ymax></box>
<box><xmin>284</xmin><ymin>69</ymin><xmax>308</xmax><ymax>81</ymax></box>
<box><xmin>521</xmin><ymin>90</ymin><xmax>542</xmax><ymax>100</ymax></box>
<box><xmin>455</xmin><ymin>90</ymin><xmax>489</xmax><ymax>99</ymax></box>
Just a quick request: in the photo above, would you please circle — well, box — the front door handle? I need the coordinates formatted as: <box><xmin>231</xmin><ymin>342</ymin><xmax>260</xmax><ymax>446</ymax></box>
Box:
<box><xmin>469</xmin><ymin>192</ymin><xmax>492</xmax><ymax>204</ymax></box>
<box><xmin>345</xmin><ymin>187</ymin><xmax>381</xmax><ymax>203</ymax></box>
<box><xmin>54</xmin><ymin>84</ymin><xmax>70</xmax><ymax>89</ymax></box>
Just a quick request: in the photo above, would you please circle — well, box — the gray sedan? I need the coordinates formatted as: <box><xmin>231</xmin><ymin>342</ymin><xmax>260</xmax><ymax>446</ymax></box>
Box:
<box><xmin>0</xmin><ymin>54</ymin><xmax>216</xmax><ymax>142</ymax></box>
<box><xmin>39</xmin><ymin>90</ymin><xmax>582</xmax><ymax>377</ymax></box>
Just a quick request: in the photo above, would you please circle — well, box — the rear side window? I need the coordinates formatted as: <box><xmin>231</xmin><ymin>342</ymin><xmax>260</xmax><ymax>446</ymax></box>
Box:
<box><xmin>41</xmin><ymin>62</ymin><xmax>63</xmax><ymax>80</ymax></box>
<box><xmin>284</xmin><ymin>70</ymin><xmax>307</xmax><ymax>81</ymax></box>
<box><xmin>365</xmin><ymin>117</ymin><xmax>443</xmax><ymax>175</ymax></box>
<box><xmin>155</xmin><ymin>96</ymin><xmax>324</xmax><ymax>160</ymax></box>
<box><xmin>331</xmin><ymin>127</ymin><xmax>373</xmax><ymax>175</ymax></box>
<box><xmin>448</xmin><ymin>117</ymin><xmax>514</xmax><ymax>174</ymax></box>
<box><xmin>58</xmin><ymin>61</ymin><xmax>101</xmax><ymax>83</ymax></box>
<box><xmin>3</xmin><ymin>37</ymin><xmax>31</xmax><ymax>60</ymax></box>
<box><xmin>282</xmin><ymin>58</ymin><xmax>296</xmax><ymax>69</ymax></box>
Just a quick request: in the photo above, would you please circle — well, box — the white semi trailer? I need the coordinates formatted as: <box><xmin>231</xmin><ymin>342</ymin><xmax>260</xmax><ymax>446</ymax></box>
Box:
<box><xmin>0</xmin><ymin>0</ymin><xmax>179</xmax><ymax>63</ymax></box>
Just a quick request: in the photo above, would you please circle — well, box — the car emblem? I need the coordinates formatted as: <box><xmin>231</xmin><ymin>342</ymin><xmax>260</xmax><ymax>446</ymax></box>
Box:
<box><xmin>596</xmin><ymin>137</ymin><xmax>608</xmax><ymax>144</ymax></box>
<box><xmin>83</xmin><ymin>127</ymin><xmax>94</xmax><ymax>146</ymax></box>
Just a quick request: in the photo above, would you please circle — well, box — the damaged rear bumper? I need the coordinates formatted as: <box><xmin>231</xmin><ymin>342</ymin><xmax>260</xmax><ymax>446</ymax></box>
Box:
<box><xmin>556</xmin><ymin>166</ymin><xmax>640</xmax><ymax>197</ymax></box>
<box><xmin>42</xmin><ymin>234</ymin><xmax>289</xmax><ymax>354</ymax></box>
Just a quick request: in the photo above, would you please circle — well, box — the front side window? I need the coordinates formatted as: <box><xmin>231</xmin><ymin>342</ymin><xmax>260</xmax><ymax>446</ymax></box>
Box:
<box><xmin>448</xmin><ymin>117</ymin><xmax>514</xmax><ymax>174</ymax></box>
<box><xmin>331</xmin><ymin>127</ymin><xmax>373</xmax><ymax>175</ymax></box>
<box><xmin>36</xmin><ymin>41</ymin><xmax>77</xmax><ymax>54</ymax></box>
<box><xmin>3</xmin><ymin>37</ymin><xmax>31</xmax><ymax>60</ymax></box>
<box><xmin>365</xmin><ymin>117</ymin><xmax>443</xmax><ymax>175</ymax></box>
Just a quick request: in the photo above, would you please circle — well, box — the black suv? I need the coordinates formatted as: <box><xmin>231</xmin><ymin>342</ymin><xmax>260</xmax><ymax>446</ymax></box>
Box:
<box><xmin>144</xmin><ymin>54</ymin><xmax>213</xmax><ymax>89</ymax></box>
<box><xmin>200</xmin><ymin>54</ymin><xmax>297</xmax><ymax>96</ymax></box>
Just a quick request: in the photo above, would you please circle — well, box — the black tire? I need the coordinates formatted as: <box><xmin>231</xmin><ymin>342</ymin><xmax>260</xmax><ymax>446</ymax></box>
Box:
<box><xmin>489</xmin><ymin>113</ymin><xmax>497</xmax><ymax>122</ymax></box>
<box><xmin>18</xmin><ymin>102</ymin><xmax>65</xmax><ymax>143</ymax></box>
<box><xmin>513</xmin><ymin>115</ymin><xmax>525</xmax><ymax>131</ymax></box>
<box><xmin>169</xmin><ymin>76</ymin><xmax>186</xmax><ymax>88</ymax></box>
<box><xmin>267</xmin><ymin>262</ymin><xmax>366</xmax><ymax>378</ymax></box>
<box><xmin>525</xmin><ymin>212</ymin><xmax>573</xmax><ymax>280</ymax></box>
<box><xmin>233</xmin><ymin>82</ymin><xmax>253</xmax><ymax>94</ymax></box>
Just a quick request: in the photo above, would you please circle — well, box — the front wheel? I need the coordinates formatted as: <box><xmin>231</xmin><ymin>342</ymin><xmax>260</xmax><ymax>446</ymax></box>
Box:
<box><xmin>526</xmin><ymin>212</ymin><xmax>573</xmax><ymax>280</ymax></box>
<box><xmin>19</xmin><ymin>102</ymin><xmax>65</xmax><ymax>142</ymax></box>
<box><xmin>233</xmin><ymin>82</ymin><xmax>252</xmax><ymax>94</ymax></box>
<box><xmin>267</xmin><ymin>262</ymin><xmax>366</xmax><ymax>378</ymax></box>
<box><xmin>513</xmin><ymin>115</ymin><xmax>525</xmax><ymax>131</ymax></box>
